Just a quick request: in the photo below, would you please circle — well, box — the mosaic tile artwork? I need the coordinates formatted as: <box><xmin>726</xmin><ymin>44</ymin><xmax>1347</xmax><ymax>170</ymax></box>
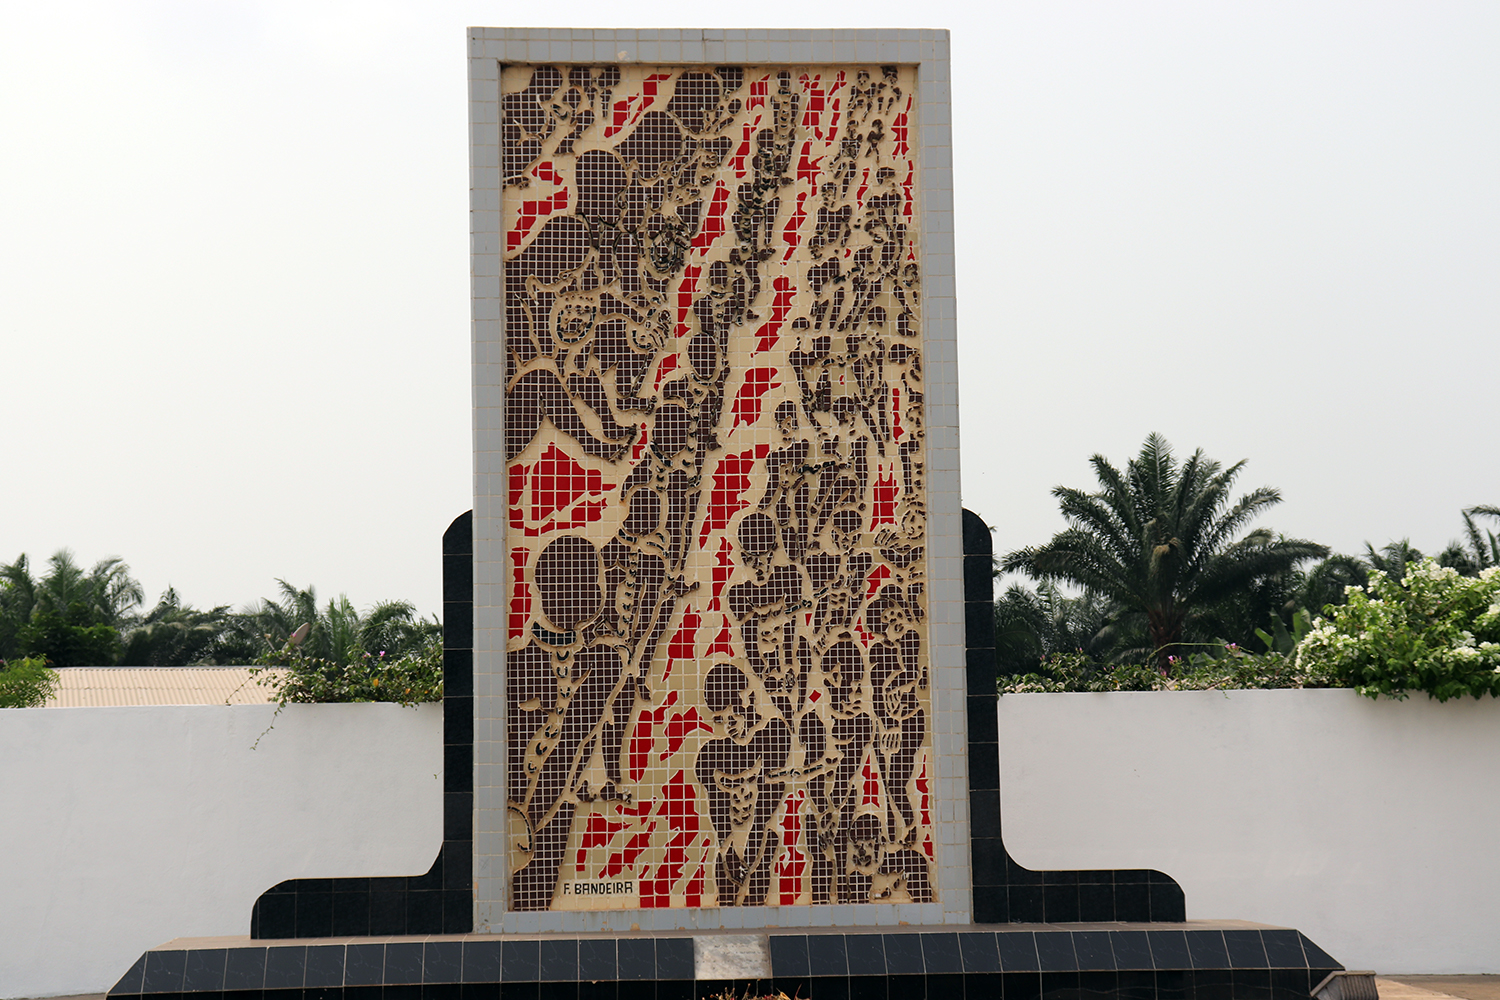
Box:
<box><xmin>501</xmin><ymin>63</ymin><xmax>930</xmax><ymax>913</ymax></box>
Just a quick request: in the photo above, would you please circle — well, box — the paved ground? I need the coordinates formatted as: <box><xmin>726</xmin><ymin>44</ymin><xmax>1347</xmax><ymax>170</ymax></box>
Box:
<box><xmin>1380</xmin><ymin>978</ymin><xmax>1500</xmax><ymax>1000</ymax></box>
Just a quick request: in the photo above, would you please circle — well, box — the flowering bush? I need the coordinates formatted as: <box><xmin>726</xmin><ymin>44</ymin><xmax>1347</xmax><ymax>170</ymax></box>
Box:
<box><xmin>1294</xmin><ymin>559</ymin><xmax>1500</xmax><ymax>701</ymax></box>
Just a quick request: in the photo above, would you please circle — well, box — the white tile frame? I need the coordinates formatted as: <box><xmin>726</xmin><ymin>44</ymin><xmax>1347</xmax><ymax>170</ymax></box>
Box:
<box><xmin>468</xmin><ymin>27</ymin><xmax>966</xmax><ymax>933</ymax></box>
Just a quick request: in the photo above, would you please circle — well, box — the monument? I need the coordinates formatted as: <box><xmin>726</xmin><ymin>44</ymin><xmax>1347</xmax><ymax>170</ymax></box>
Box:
<box><xmin>106</xmin><ymin>28</ymin><xmax>1352</xmax><ymax>1000</ymax></box>
<box><xmin>471</xmin><ymin>40</ymin><xmax>965</xmax><ymax>931</ymax></box>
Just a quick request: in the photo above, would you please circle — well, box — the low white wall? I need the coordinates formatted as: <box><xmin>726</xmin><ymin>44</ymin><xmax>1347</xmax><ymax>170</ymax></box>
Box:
<box><xmin>0</xmin><ymin>704</ymin><xmax>442</xmax><ymax>999</ymax></box>
<box><xmin>7</xmin><ymin>690</ymin><xmax>1492</xmax><ymax>994</ymax></box>
<box><xmin>999</xmin><ymin>688</ymin><xmax>1500</xmax><ymax>974</ymax></box>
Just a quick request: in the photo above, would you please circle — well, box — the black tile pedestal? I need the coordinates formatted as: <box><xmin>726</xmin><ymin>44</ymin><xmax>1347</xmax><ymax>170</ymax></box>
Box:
<box><xmin>108</xmin><ymin>922</ymin><xmax>1342</xmax><ymax>1000</ymax></box>
<box><xmin>963</xmin><ymin>509</ymin><xmax>1187</xmax><ymax>926</ymax></box>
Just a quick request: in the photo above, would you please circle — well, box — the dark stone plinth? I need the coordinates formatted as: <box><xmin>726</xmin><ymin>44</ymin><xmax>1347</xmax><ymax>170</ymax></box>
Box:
<box><xmin>108</xmin><ymin>922</ymin><xmax>1341</xmax><ymax>1000</ymax></box>
<box><xmin>963</xmin><ymin>507</ymin><xmax>1187</xmax><ymax>925</ymax></box>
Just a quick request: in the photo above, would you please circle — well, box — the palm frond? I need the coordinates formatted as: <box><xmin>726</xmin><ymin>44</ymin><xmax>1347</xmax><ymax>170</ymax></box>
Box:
<box><xmin>1189</xmin><ymin>538</ymin><xmax>1330</xmax><ymax>607</ymax></box>
<box><xmin>1011</xmin><ymin>435</ymin><xmax>1323</xmax><ymax>669</ymax></box>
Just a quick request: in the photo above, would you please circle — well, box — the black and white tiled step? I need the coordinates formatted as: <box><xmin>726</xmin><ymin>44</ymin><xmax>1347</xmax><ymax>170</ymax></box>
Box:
<box><xmin>108</xmin><ymin>921</ymin><xmax>1342</xmax><ymax>1000</ymax></box>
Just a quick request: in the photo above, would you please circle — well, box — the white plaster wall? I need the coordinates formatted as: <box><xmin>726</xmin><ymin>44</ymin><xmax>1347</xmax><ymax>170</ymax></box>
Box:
<box><xmin>998</xmin><ymin>688</ymin><xmax>1500</xmax><ymax>974</ymax></box>
<box><xmin>0</xmin><ymin>704</ymin><xmax>442</xmax><ymax>999</ymax></box>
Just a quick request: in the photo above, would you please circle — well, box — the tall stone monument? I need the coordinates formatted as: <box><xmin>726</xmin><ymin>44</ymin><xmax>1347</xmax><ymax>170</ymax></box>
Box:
<box><xmin>105</xmin><ymin>28</ymin><xmax>1352</xmax><ymax>1000</ymax></box>
<box><xmin>469</xmin><ymin>30</ymin><xmax>969</xmax><ymax>932</ymax></box>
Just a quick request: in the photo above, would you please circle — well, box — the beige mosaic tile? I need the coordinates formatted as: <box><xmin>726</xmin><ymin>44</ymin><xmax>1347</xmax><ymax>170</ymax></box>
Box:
<box><xmin>497</xmin><ymin>63</ymin><xmax>934</xmax><ymax>914</ymax></box>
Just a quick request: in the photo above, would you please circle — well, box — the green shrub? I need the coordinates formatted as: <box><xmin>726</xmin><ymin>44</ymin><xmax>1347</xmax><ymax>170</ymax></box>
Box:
<box><xmin>0</xmin><ymin>655</ymin><xmax>61</xmax><ymax>708</ymax></box>
<box><xmin>1294</xmin><ymin>559</ymin><xmax>1500</xmax><ymax>701</ymax></box>
<box><xmin>999</xmin><ymin>645</ymin><xmax>1336</xmax><ymax>694</ymax></box>
<box><xmin>250</xmin><ymin>641</ymin><xmax>443</xmax><ymax>708</ymax></box>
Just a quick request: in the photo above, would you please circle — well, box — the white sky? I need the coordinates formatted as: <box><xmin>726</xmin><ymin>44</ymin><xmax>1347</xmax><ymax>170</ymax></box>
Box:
<box><xmin>3</xmin><ymin>2</ymin><xmax>1496</xmax><ymax>617</ymax></box>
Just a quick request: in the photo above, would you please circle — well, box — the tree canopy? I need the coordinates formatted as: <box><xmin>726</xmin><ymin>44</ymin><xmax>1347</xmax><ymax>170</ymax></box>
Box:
<box><xmin>0</xmin><ymin>550</ymin><xmax>438</xmax><ymax>669</ymax></box>
<box><xmin>1001</xmin><ymin>434</ymin><xmax>1329</xmax><ymax>669</ymax></box>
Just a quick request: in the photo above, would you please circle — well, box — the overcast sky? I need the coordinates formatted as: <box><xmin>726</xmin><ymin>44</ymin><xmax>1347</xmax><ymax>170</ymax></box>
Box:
<box><xmin>3</xmin><ymin>1</ymin><xmax>1496</xmax><ymax>617</ymax></box>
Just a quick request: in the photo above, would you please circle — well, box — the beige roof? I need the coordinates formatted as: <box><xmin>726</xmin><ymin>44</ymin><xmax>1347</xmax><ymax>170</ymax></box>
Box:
<box><xmin>44</xmin><ymin>667</ymin><xmax>284</xmax><ymax>707</ymax></box>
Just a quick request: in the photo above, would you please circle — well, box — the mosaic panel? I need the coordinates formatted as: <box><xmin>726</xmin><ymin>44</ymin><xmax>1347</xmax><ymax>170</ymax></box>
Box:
<box><xmin>500</xmin><ymin>63</ymin><xmax>931</xmax><ymax>912</ymax></box>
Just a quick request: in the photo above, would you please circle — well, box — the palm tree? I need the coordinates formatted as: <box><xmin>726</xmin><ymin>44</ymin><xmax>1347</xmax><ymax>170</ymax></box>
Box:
<box><xmin>1</xmin><ymin>550</ymin><xmax>145</xmax><ymax>665</ymax></box>
<box><xmin>1294</xmin><ymin>554</ymin><xmax>1369</xmax><ymax>614</ymax></box>
<box><xmin>0</xmin><ymin>555</ymin><xmax>39</xmax><ymax>659</ymax></box>
<box><xmin>230</xmin><ymin>581</ymin><xmax>440</xmax><ymax>666</ymax></box>
<box><xmin>1193</xmin><ymin>549</ymin><xmax>1368</xmax><ymax>652</ymax></box>
<box><xmin>119</xmin><ymin>588</ymin><xmax>233</xmax><ymax>666</ymax></box>
<box><xmin>994</xmin><ymin>582</ymin><xmax>1124</xmax><ymax>673</ymax></box>
<box><xmin>1002</xmin><ymin>434</ymin><xmax>1329</xmax><ymax>670</ymax></box>
<box><xmin>1438</xmin><ymin>505</ymin><xmax>1500</xmax><ymax>576</ymax></box>
<box><xmin>32</xmin><ymin>550</ymin><xmax>145</xmax><ymax>628</ymax></box>
<box><xmin>1364</xmin><ymin>539</ymin><xmax>1426</xmax><ymax>584</ymax></box>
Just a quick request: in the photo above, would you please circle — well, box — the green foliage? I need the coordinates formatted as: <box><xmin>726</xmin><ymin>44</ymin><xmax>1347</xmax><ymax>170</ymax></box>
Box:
<box><xmin>1253</xmin><ymin>607</ymin><xmax>1315</xmax><ymax>656</ymax></box>
<box><xmin>2</xmin><ymin>549</ymin><xmax>144</xmax><ymax>663</ymax></box>
<box><xmin>119</xmin><ymin>588</ymin><xmax>233</xmax><ymax>666</ymax></box>
<box><xmin>1291</xmin><ymin>555</ymin><xmax>1370</xmax><ymax>618</ymax></box>
<box><xmin>1360</xmin><ymin>508</ymin><xmax>1500</xmax><ymax>584</ymax></box>
<box><xmin>999</xmin><ymin>644</ymin><xmax>1335</xmax><ymax>694</ymax></box>
<box><xmin>237</xmin><ymin>582</ymin><xmax>446</xmax><ymax>708</ymax></box>
<box><xmin>1001</xmin><ymin>434</ymin><xmax>1328</xmax><ymax>670</ymax></box>
<box><xmin>3</xmin><ymin>550</ymin><xmax>442</xmax><ymax>671</ymax></box>
<box><xmin>17</xmin><ymin>604</ymin><xmax>122</xmax><ymax>666</ymax></box>
<box><xmin>250</xmin><ymin>641</ymin><xmax>443</xmax><ymax>707</ymax></box>
<box><xmin>994</xmin><ymin>582</ymin><xmax>1122</xmax><ymax>675</ymax></box>
<box><xmin>1364</xmin><ymin>539</ymin><xmax>1427</xmax><ymax>585</ymax></box>
<box><xmin>1437</xmin><ymin>505</ymin><xmax>1500</xmax><ymax>577</ymax></box>
<box><xmin>1000</xmin><ymin>653</ymin><xmax>1166</xmax><ymax>693</ymax></box>
<box><xmin>0</xmin><ymin>655</ymin><xmax>60</xmax><ymax>708</ymax></box>
<box><xmin>34</xmin><ymin>550</ymin><xmax>144</xmax><ymax>627</ymax></box>
<box><xmin>1013</xmin><ymin>557</ymin><xmax>1500</xmax><ymax>699</ymax></box>
<box><xmin>0</xmin><ymin>554</ymin><xmax>38</xmax><ymax>659</ymax></box>
<box><xmin>223</xmin><ymin>581</ymin><xmax>439</xmax><ymax>667</ymax></box>
<box><xmin>1294</xmin><ymin>559</ymin><xmax>1500</xmax><ymax>701</ymax></box>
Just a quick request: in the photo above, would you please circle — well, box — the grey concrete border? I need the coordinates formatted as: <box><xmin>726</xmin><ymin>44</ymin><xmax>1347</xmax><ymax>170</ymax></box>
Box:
<box><xmin>469</xmin><ymin>26</ymin><xmax>965</xmax><ymax>934</ymax></box>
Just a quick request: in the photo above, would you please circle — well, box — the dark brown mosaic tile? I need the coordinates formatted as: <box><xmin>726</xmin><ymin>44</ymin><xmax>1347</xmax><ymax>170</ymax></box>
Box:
<box><xmin>500</xmin><ymin>63</ymin><xmax>930</xmax><ymax>911</ymax></box>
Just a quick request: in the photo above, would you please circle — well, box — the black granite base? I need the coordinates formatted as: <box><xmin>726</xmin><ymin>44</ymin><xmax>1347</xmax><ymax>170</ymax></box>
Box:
<box><xmin>962</xmin><ymin>508</ymin><xmax>1187</xmax><ymax>926</ymax></box>
<box><xmin>108</xmin><ymin>922</ymin><xmax>1341</xmax><ymax>1000</ymax></box>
